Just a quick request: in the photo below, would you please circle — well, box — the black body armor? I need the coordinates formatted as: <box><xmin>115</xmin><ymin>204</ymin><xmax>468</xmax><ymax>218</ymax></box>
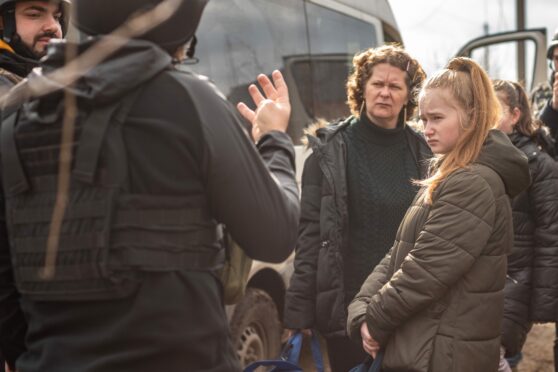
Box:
<box><xmin>1</xmin><ymin>89</ymin><xmax>224</xmax><ymax>301</ymax></box>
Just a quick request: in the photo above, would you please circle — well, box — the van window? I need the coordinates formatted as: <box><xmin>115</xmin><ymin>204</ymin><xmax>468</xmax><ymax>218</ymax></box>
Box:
<box><xmin>189</xmin><ymin>0</ymin><xmax>381</xmax><ymax>144</ymax></box>
<box><xmin>303</xmin><ymin>2</ymin><xmax>378</xmax><ymax>121</ymax></box>
<box><xmin>191</xmin><ymin>0</ymin><xmax>308</xmax><ymax>103</ymax></box>
<box><xmin>306</xmin><ymin>2</ymin><xmax>378</xmax><ymax>55</ymax></box>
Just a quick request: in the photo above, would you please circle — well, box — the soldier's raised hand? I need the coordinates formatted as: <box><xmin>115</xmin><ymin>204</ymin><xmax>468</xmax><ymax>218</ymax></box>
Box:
<box><xmin>237</xmin><ymin>70</ymin><xmax>291</xmax><ymax>143</ymax></box>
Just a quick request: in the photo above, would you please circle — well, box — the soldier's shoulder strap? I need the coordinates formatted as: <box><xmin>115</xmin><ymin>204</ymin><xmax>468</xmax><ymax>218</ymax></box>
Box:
<box><xmin>73</xmin><ymin>87</ymin><xmax>145</xmax><ymax>185</ymax></box>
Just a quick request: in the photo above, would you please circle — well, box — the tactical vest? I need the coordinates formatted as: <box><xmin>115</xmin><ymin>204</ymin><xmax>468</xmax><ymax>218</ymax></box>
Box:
<box><xmin>1</xmin><ymin>88</ymin><xmax>224</xmax><ymax>301</ymax></box>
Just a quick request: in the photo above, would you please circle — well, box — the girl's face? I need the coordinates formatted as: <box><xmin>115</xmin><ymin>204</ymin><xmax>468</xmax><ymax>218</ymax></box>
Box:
<box><xmin>496</xmin><ymin>93</ymin><xmax>520</xmax><ymax>134</ymax></box>
<box><xmin>419</xmin><ymin>88</ymin><xmax>463</xmax><ymax>155</ymax></box>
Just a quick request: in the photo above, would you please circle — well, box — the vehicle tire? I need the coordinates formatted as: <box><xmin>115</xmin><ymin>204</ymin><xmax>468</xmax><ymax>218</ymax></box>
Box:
<box><xmin>229</xmin><ymin>287</ymin><xmax>282</xmax><ymax>367</ymax></box>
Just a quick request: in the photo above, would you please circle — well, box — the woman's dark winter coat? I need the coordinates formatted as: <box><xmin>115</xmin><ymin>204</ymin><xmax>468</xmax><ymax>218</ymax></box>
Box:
<box><xmin>283</xmin><ymin>116</ymin><xmax>431</xmax><ymax>338</ymax></box>
<box><xmin>502</xmin><ymin>132</ymin><xmax>558</xmax><ymax>356</ymax></box>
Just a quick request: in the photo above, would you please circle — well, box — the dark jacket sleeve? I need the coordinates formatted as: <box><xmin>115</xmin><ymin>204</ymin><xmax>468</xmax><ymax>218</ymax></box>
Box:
<box><xmin>181</xmin><ymin>73</ymin><xmax>300</xmax><ymax>263</ymax></box>
<box><xmin>283</xmin><ymin>153</ymin><xmax>321</xmax><ymax>329</ymax></box>
<box><xmin>531</xmin><ymin>153</ymin><xmax>558</xmax><ymax>246</ymax></box>
<box><xmin>501</xmin><ymin>153</ymin><xmax>558</xmax><ymax>355</ymax></box>
<box><xmin>501</xmin><ymin>232</ymin><xmax>533</xmax><ymax>354</ymax></box>
<box><xmin>501</xmin><ymin>222</ymin><xmax>533</xmax><ymax>355</ymax></box>
<box><xmin>539</xmin><ymin>100</ymin><xmax>558</xmax><ymax>142</ymax></box>
<box><xmin>0</xmin><ymin>76</ymin><xmax>28</xmax><ymax>368</ymax></box>
<box><xmin>529</xmin><ymin>153</ymin><xmax>558</xmax><ymax>321</ymax></box>
<box><xmin>362</xmin><ymin>172</ymin><xmax>496</xmax><ymax>345</ymax></box>
<box><xmin>0</xmin><ymin>193</ymin><xmax>27</xmax><ymax>368</ymax></box>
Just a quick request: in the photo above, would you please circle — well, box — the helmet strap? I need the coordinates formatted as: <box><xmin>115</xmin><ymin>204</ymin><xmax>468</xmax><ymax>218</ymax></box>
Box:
<box><xmin>1</xmin><ymin>2</ymin><xmax>37</xmax><ymax>60</ymax></box>
<box><xmin>1</xmin><ymin>2</ymin><xmax>16</xmax><ymax>43</ymax></box>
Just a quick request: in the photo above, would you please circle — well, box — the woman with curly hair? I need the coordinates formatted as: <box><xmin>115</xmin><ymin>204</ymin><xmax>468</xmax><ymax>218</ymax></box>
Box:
<box><xmin>283</xmin><ymin>44</ymin><xmax>432</xmax><ymax>371</ymax></box>
<box><xmin>346</xmin><ymin>59</ymin><xmax>531</xmax><ymax>371</ymax></box>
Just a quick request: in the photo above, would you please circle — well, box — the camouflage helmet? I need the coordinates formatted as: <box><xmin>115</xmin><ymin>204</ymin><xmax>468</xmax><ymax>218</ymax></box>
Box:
<box><xmin>547</xmin><ymin>29</ymin><xmax>558</xmax><ymax>60</ymax></box>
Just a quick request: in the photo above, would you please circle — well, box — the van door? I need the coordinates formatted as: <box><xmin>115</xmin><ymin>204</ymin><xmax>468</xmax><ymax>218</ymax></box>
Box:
<box><xmin>455</xmin><ymin>28</ymin><xmax>548</xmax><ymax>93</ymax></box>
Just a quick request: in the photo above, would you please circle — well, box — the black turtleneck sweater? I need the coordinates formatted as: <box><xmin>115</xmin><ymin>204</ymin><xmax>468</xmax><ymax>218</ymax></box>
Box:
<box><xmin>342</xmin><ymin>115</ymin><xmax>419</xmax><ymax>305</ymax></box>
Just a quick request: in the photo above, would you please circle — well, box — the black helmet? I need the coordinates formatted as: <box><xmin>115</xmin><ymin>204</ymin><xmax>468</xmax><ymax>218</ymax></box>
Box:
<box><xmin>0</xmin><ymin>0</ymin><xmax>71</xmax><ymax>41</ymax></box>
<box><xmin>547</xmin><ymin>29</ymin><xmax>558</xmax><ymax>60</ymax></box>
<box><xmin>72</xmin><ymin>0</ymin><xmax>208</xmax><ymax>52</ymax></box>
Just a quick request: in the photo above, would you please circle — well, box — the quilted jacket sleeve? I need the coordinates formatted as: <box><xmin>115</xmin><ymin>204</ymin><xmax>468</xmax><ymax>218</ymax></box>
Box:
<box><xmin>364</xmin><ymin>171</ymin><xmax>496</xmax><ymax>345</ymax></box>
<box><xmin>539</xmin><ymin>100</ymin><xmax>558</xmax><ymax>141</ymax></box>
<box><xmin>529</xmin><ymin>153</ymin><xmax>558</xmax><ymax>321</ymax></box>
<box><xmin>347</xmin><ymin>247</ymin><xmax>392</xmax><ymax>342</ymax></box>
<box><xmin>530</xmin><ymin>153</ymin><xmax>558</xmax><ymax>257</ymax></box>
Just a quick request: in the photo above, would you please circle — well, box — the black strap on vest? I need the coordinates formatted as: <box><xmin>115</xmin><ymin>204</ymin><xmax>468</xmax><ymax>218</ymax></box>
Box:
<box><xmin>73</xmin><ymin>88</ymin><xmax>143</xmax><ymax>184</ymax></box>
<box><xmin>1</xmin><ymin>110</ymin><xmax>30</xmax><ymax>196</ymax></box>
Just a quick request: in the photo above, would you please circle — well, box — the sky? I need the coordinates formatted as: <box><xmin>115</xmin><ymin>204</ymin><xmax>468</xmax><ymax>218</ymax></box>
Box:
<box><xmin>389</xmin><ymin>0</ymin><xmax>558</xmax><ymax>83</ymax></box>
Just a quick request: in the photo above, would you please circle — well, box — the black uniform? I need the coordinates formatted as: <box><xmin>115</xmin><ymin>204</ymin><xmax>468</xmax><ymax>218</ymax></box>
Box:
<box><xmin>0</xmin><ymin>38</ymin><xmax>299</xmax><ymax>371</ymax></box>
<box><xmin>0</xmin><ymin>39</ymin><xmax>38</xmax><ymax>372</ymax></box>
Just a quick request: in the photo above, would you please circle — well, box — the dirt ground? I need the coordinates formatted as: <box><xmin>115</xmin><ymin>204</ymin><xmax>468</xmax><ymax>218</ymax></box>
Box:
<box><xmin>298</xmin><ymin>323</ymin><xmax>555</xmax><ymax>371</ymax></box>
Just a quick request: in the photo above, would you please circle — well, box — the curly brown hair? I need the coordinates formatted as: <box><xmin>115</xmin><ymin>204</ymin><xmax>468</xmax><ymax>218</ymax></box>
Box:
<box><xmin>346</xmin><ymin>44</ymin><xmax>426</xmax><ymax>120</ymax></box>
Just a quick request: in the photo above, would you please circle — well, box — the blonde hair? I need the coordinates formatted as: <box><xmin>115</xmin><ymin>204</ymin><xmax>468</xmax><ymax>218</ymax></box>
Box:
<box><xmin>418</xmin><ymin>57</ymin><xmax>500</xmax><ymax>204</ymax></box>
<box><xmin>346</xmin><ymin>44</ymin><xmax>426</xmax><ymax>120</ymax></box>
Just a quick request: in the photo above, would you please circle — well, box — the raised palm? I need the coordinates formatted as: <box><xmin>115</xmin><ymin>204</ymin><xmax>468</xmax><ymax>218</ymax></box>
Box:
<box><xmin>237</xmin><ymin>70</ymin><xmax>291</xmax><ymax>143</ymax></box>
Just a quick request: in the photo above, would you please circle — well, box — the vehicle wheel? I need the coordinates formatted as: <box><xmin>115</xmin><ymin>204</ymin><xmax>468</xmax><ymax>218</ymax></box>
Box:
<box><xmin>229</xmin><ymin>287</ymin><xmax>282</xmax><ymax>367</ymax></box>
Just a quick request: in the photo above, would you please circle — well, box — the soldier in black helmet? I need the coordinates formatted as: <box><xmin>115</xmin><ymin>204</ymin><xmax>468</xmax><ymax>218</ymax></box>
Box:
<box><xmin>0</xmin><ymin>2</ymin><xmax>69</xmax><ymax>370</ymax></box>
<box><xmin>531</xmin><ymin>29</ymin><xmax>558</xmax><ymax>156</ymax></box>
<box><xmin>0</xmin><ymin>0</ymin><xmax>69</xmax><ymax>87</ymax></box>
<box><xmin>0</xmin><ymin>0</ymin><xmax>299</xmax><ymax>371</ymax></box>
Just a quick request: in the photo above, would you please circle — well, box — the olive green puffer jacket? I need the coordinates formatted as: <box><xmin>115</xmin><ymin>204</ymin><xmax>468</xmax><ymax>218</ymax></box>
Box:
<box><xmin>347</xmin><ymin>130</ymin><xmax>530</xmax><ymax>372</ymax></box>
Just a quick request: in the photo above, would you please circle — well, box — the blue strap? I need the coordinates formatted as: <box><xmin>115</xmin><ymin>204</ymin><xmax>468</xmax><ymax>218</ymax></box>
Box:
<box><xmin>243</xmin><ymin>331</ymin><xmax>327</xmax><ymax>372</ymax></box>
<box><xmin>283</xmin><ymin>332</ymin><xmax>303</xmax><ymax>365</ymax></box>
<box><xmin>309</xmin><ymin>332</ymin><xmax>325</xmax><ymax>372</ymax></box>
<box><xmin>370</xmin><ymin>350</ymin><xmax>384</xmax><ymax>372</ymax></box>
<box><xmin>243</xmin><ymin>359</ymin><xmax>301</xmax><ymax>372</ymax></box>
<box><xmin>349</xmin><ymin>351</ymin><xmax>384</xmax><ymax>372</ymax></box>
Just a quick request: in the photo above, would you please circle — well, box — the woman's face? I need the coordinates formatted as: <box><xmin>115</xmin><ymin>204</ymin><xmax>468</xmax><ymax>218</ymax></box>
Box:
<box><xmin>363</xmin><ymin>63</ymin><xmax>409</xmax><ymax>129</ymax></box>
<box><xmin>419</xmin><ymin>88</ymin><xmax>463</xmax><ymax>155</ymax></box>
<box><xmin>496</xmin><ymin>93</ymin><xmax>520</xmax><ymax>134</ymax></box>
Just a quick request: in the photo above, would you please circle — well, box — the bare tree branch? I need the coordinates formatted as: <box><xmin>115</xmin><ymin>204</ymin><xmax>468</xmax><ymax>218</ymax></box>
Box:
<box><xmin>40</xmin><ymin>42</ymin><xmax>78</xmax><ymax>279</ymax></box>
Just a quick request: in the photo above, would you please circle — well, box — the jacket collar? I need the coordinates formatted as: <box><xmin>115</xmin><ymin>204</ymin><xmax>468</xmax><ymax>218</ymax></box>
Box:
<box><xmin>0</xmin><ymin>39</ymin><xmax>15</xmax><ymax>54</ymax></box>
